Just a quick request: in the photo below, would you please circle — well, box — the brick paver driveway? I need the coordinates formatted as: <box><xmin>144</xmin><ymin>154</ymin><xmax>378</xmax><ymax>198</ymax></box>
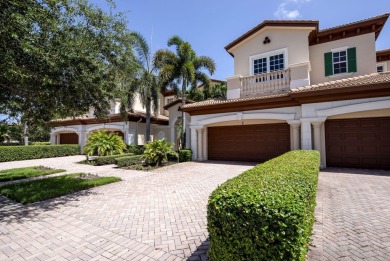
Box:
<box><xmin>308</xmin><ymin>168</ymin><xmax>390</xmax><ymax>261</ymax></box>
<box><xmin>0</xmin><ymin>156</ymin><xmax>254</xmax><ymax>260</ymax></box>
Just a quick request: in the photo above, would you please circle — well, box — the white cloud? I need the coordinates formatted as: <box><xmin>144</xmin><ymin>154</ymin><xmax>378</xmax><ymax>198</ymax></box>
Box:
<box><xmin>274</xmin><ymin>0</ymin><xmax>311</xmax><ymax>20</ymax></box>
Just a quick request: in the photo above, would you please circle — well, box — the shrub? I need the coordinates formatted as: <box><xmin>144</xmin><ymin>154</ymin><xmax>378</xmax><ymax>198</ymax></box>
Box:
<box><xmin>30</xmin><ymin>142</ymin><xmax>50</xmax><ymax>146</ymax></box>
<box><xmin>83</xmin><ymin>131</ymin><xmax>126</xmax><ymax>157</ymax></box>
<box><xmin>0</xmin><ymin>145</ymin><xmax>80</xmax><ymax>162</ymax></box>
<box><xmin>0</xmin><ymin>143</ymin><xmax>22</xmax><ymax>146</ymax></box>
<box><xmin>207</xmin><ymin>150</ymin><xmax>320</xmax><ymax>261</ymax></box>
<box><xmin>143</xmin><ymin>139</ymin><xmax>178</xmax><ymax>166</ymax></box>
<box><xmin>179</xmin><ymin>149</ymin><xmax>192</xmax><ymax>162</ymax></box>
<box><xmin>126</xmin><ymin>144</ymin><xmax>145</xmax><ymax>155</ymax></box>
<box><xmin>94</xmin><ymin>153</ymin><xmax>134</xmax><ymax>166</ymax></box>
<box><xmin>115</xmin><ymin>155</ymin><xmax>143</xmax><ymax>167</ymax></box>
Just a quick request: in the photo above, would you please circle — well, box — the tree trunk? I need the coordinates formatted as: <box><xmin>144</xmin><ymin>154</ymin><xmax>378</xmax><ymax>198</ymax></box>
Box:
<box><xmin>23</xmin><ymin>119</ymin><xmax>29</xmax><ymax>146</ymax></box>
<box><xmin>181</xmin><ymin>80</ymin><xmax>187</xmax><ymax>150</ymax></box>
<box><xmin>146</xmin><ymin>99</ymin><xmax>151</xmax><ymax>143</ymax></box>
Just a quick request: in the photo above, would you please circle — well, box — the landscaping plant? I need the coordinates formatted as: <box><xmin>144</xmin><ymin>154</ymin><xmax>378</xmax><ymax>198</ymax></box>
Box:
<box><xmin>83</xmin><ymin>131</ymin><xmax>126</xmax><ymax>157</ymax></box>
<box><xmin>142</xmin><ymin>139</ymin><xmax>178</xmax><ymax>166</ymax></box>
<box><xmin>207</xmin><ymin>150</ymin><xmax>320</xmax><ymax>261</ymax></box>
<box><xmin>0</xmin><ymin>145</ymin><xmax>79</xmax><ymax>162</ymax></box>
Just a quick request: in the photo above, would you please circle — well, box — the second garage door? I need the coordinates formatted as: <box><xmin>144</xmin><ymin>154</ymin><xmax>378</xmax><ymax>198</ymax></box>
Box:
<box><xmin>326</xmin><ymin>117</ymin><xmax>390</xmax><ymax>169</ymax></box>
<box><xmin>208</xmin><ymin>123</ymin><xmax>290</xmax><ymax>162</ymax></box>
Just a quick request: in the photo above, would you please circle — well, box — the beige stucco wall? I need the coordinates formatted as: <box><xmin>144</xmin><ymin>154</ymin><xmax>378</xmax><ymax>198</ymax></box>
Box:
<box><xmin>230</xmin><ymin>27</ymin><xmax>313</xmax><ymax>76</ymax></box>
<box><xmin>327</xmin><ymin>108</ymin><xmax>390</xmax><ymax>120</ymax></box>
<box><xmin>309</xmin><ymin>33</ymin><xmax>377</xmax><ymax>85</ymax></box>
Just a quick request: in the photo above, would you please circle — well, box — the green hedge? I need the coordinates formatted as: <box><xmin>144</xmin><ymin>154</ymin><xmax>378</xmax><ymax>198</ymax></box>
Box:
<box><xmin>0</xmin><ymin>143</ymin><xmax>22</xmax><ymax>146</ymax></box>
<box><xmin>179</xmin><ymin>150</ymin><xmax>192</xmax><ymax>162</ymax></box>
<box><xmin>207</xmin><ymin>150</ymin><xmax>320</xmax><ymax>261</ymax></box>
<box><xmin>94</xmin><ymin>153</ymin><xmax>134</xmax><ymax>166</ymax></box>
<box><xmin>0</xmin><ymin>145</ymin><xmax>80</xmax><ymax>162</ymax></box>
<box><xmin>30</xmin><ymin>142</ymin><xmax>51</xmax><ymax>146</ymax></box>
<box><xmin>115</xmin><ymin>155</ymin><xmax>143</xmax><ymax>167</ymax></box>
<box><xmin>126</xmin><ymin>144</ymin><xmax>145</xmax><ymax>155</ymax></box>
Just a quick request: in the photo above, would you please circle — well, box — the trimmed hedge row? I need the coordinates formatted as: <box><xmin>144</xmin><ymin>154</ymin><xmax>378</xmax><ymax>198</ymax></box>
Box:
<box><xmin>115</xmin><ymin>155</ymin><xmax>143</xmax><ymax>167</ymax></box>
<box><xmin>126</xmin><ymin>145</ymin><xmax>145</xmax><ymax>155</ymax></box>
<box><xmin>178</xmin><ymin>150</ymin><xmax>192</xmax><ymax>162</ymax></box>
<box><xmin>207</xmin><ymin>150</ymin><xmax>320</xmax><ymax>261</ymax></box>
<box><xmin>30</xmin><ymin>142</ymin><xmax>51</xmax><ymax>146</ymax></box>
<box><xmin>94</xmin><ymin>153</ymin><xmax>134</xmax><ymax>166</ymax></box>
<box><xmin>0</xmin><ymin>145</ymin><xmax>80</xmax><ymax>162</ymax></box>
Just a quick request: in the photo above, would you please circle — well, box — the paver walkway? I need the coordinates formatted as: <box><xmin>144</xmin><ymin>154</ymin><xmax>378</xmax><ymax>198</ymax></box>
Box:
<box><xmin>0</xmin><ymin>156</ymin><xmax>254</xmax><ymax>260</ymax></box>
<box><xmin>308</xmin><ymin>168</ymin><xmax>390</xmax><ymax>261</ymax></box>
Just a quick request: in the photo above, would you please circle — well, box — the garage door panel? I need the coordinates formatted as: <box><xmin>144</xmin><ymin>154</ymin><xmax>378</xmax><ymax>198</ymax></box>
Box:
<box><xmin>208</xmin><ymin>123</ymin><xmax>290</xmax><ymax>162</ymax></box>
<box><xmin>326</xmin><ymin>117</ymin><xmax>390</xmax><ymax>170</ymax></box>
<box><xmin>60</xmin><ymin>133</ymin><xmax>78</xmax><ymax>144</ymax></box>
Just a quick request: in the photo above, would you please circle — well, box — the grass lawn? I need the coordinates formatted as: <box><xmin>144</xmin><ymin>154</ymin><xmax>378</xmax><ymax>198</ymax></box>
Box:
<box><xmin>0</xmin><ymin>166</ymin><xmax>66</xmax><ymax>182</ymax></box>
<box><xmin>0</xmin><ymin>173</ymin><xmax>121</xmax><ymax>204</ymax></box>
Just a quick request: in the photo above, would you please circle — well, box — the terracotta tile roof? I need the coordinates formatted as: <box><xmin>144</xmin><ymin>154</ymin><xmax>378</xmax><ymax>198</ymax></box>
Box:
<box><xmin>182</xmin><ymin>93</ymin><xmax>290</xmax><ymax>109</ymax></box>
<box><xmin>319</xmin><ymin>13</ymin><xmax>389</xmax><ymax>33</ymax></box>
<box><xmin>163</xmin><ymin>99</ymin><xmax>195</xmax><ymax>110</ymax></box>
<box><xmin>182</xmin><ymin>72</ymin><xmax>390</xmax><ymax>110</ymax></box>
<box><xmin>377</xmin><ymin>48</ymin><xmax>390</xmax><ymax>54</ymax></box>
<box><xmin>53</xmin><ymin>111</ymin><xmax>168</xmax><ymax>123</ymax></box>
<box><xmin>292</xmin><ymin>72</ymin><xmax>390</xmax><ymax>93</ymax></box>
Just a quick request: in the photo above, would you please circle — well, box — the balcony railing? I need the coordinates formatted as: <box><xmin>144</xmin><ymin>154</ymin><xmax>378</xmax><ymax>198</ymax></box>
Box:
<box><xmin>240</xmin><ymin>69</ymin><xmax>291</xmax><ymax>97</ymax></box>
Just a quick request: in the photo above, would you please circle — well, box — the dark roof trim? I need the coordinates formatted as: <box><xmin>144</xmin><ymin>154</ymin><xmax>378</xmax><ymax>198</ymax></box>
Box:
<box><xmin>163</xmin><ymin>99</ymin><xmax>195</xmax><ymax>110</ymax></box>
<box><xmin>50</xmin><ymin>112</ymin><xmax>168</xmax><ymax>127</ymax></box>
<box><xmin>225</xmin><ymin>20</ymin><xmax>319</xmax><ymax>57</ymax></box>
<box><xmin>310</xmin><ymin>13</ymin><xmax>389</xmax><ymax>46</ymax></box>
<box><xmin>377</xmin><ymin>49</ymin><xmax>390</xmax><ymax>62</ymax></box>
<box><xmin>225</xmin><ymin>14</ymin><xmax>389</xmax><ymax>56</ymax></box>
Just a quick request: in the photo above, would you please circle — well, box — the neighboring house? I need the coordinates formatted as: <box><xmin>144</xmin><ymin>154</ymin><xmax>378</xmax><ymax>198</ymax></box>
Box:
<box><xmin>50</xmin><ymin>93</ymin><xmax>172</xmax><ymax>147</ymax></box>
<box><xmin>181</xmin><ymin>13</ymin><xmax>390</xmax><ymax>170</ymax></box>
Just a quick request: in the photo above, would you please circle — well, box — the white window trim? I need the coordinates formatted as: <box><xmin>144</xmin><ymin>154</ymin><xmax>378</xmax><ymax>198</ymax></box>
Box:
<box><xmin>377</xmin><ymin>62</ymin><xmax>387</xmax><ymax>73</ymax></box>
<box><xmin>165</xmin><ymin>96</ymin><xmax>174</xmax><ymax>105</ymax></box>
<box><xmin>331</xmin><ymin>46</ymin><xmax>349</xmax><ymax>75</ymax></box>
<box><xmin>249</xmin><ymin>48</ymin><xmax>288</xmax><ymax>76</ymax></box>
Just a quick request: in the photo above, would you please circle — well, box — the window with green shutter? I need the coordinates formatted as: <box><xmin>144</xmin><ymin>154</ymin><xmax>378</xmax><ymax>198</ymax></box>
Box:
<box><xmin>324</xmin><ymin>47</ymin><xmax>357</xmax><ymax>76</ymax></box>
<box><xmin>324</xmin><ymin>52</ymin><xmax>333</xmax><ymax>76</ymax></box>
<box><xmin>347</xmin><ymin>47</ymin><xmax>357</xmax><ymax>72</ymax></box>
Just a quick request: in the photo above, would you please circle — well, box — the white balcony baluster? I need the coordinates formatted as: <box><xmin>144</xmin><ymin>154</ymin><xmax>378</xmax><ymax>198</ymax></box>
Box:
<box><xmin>240</xmin><ymin>69</ymin><xmax>291</xmax><ymax>98</ymax></box>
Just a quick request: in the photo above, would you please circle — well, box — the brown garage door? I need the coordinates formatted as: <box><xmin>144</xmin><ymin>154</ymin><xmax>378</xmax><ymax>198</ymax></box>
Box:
<box><xmin>60</xmin><ymin>133</ymin><xmax>79</xmax><ymax>144</ymax></box>
<box><xmin>208</xmin><ymin>123</ymin><xmax>290</xmax><ymax>162</ymax></box>
<box><xmin>326</xmin><ymin>117</ymin><xmax>390</xmax><ymax>169</ymax></box>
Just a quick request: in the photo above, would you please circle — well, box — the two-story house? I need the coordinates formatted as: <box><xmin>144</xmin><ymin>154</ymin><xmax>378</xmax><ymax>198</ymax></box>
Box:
<box><xmin>50</xmin><ymin>92</ymin><xmax>172</xmax><ymax>148</ymax></box>
<box><xmin>181</xmin><ymin>14</ymin><xmax>390</xmax><ymax>169</ymax></box>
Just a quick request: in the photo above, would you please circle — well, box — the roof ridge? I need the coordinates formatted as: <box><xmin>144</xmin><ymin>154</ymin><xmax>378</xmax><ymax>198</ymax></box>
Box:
<box><xmin>319</xmin><ymin>13</ymin><xmax>390</xmax><ymax>32</ymax></box>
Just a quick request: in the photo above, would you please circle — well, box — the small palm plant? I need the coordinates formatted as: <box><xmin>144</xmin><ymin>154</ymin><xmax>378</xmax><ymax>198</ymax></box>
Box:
<box><xmin>143</xmin><ymin>139</ymin><xmax>178</xmax><ymax>166</ymax></box>
<box><xmin>83</xmin><ymin>131</ymin><xmax>126</xmax><ymax>158</ymax></box>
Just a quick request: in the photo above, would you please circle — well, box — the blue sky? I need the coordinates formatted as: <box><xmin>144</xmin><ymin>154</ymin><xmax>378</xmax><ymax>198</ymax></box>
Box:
<box><xmin>90</xmin><ymin>0</ymin><xmax>389</xmax><ymax>80</ymax></box>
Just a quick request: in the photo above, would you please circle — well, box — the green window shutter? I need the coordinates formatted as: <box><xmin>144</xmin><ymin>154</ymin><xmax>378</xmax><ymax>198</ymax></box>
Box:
<box><xmin>324</xmin><ymin>52</ymin><xmax>333</xmax><ymax>76</ymax></box>
<box><xmin>347</xmin><ymin>47</ymin><xmax>357</xmax><ymax>73</ymax></box>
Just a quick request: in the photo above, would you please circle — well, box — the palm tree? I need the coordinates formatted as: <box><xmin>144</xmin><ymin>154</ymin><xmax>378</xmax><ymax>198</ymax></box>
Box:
<box><xmin>154</xmin><ymin>36</ymin><xmax>216</xmax><ymax>148</ymax></box>
<box><xmin>119</xmin><ymin>32</ymin><xmax>159</xmax><ymax>143</ymax></box>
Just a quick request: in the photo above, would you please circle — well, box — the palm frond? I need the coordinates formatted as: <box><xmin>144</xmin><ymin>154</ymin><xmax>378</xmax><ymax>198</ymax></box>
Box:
<box><xmin>194</xmin><ymin>56</ymin><xmax>216</xmax><ymax>75</ymax></box>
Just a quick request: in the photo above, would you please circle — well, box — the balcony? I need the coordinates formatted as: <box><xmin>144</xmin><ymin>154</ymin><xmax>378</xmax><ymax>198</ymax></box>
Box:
<box><xmin>240</xmin><ymin>69</ymin><xmax>291</xmax><ymax>97</ymax></box>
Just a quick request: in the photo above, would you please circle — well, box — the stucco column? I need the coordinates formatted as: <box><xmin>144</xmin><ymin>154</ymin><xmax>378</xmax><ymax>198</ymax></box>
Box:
<box><xmin>202</xmin><ymin>127</ymin><xmax>208</xmax><ymax>160</ymax></box>
<box><xmin>312</xmin><ymin>122</ymin><xmax>322</xmax><ymax>152</ymax></box>
<box><xmin>300</xmin><ymin>120</ymin><xmax>312</xmax><ymax>150</ymax></box>
<box><xmin>197</xmin><ymin>128</ymin><xmax>204</xmax><ymax>161</ymax></box>
<box><xmin>56</xmin><ymin>134</ymin><xmax>60</xmax><ymax>145</ymax></box>
<box><xmin>190</xmin><ymin>127</ymin><xmax>198</xmax><ymax>161</ymax></box>
<box><xmin>50</xmin><ymin>132</ymin><xmax>55</xmax><ymax>145</ymax></box>
<box><xmin>287</xmin><ymin>120</ymin><xmax>301</xmax><ymax>150</ymax></box>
